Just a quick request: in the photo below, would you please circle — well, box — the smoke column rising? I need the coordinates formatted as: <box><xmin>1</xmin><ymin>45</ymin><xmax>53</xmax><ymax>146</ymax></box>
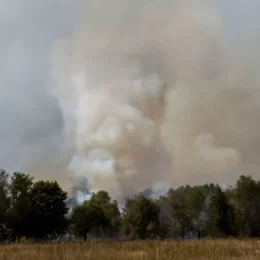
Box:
<box><xmin>52</xmin><ymin>0</ymin><xmax>260</xmax><ymax>200</ymax></box>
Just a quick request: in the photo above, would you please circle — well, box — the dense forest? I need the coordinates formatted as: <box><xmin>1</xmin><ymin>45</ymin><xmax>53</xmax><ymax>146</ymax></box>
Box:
<box><xmin>1</xmin><ymin>170</ymin><xmax>260</xmax><ymax>242</ymax></box>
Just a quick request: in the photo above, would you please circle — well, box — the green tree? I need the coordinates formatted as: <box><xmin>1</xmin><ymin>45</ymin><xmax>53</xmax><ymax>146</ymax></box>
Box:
<box><xmin>157</xmin><ymin>196</ymin><xmax>172</xmax><ymax>239</ymax></box>
<box><xmin>186</xmin><ymin>186</ymin><xmax>206</xmax><ymax>238</ymax></box>
<box><xmin>207</xmin><ymin>186</ymin><xmax>235</xmax><ymax>237</ymax></box>
<box><xmin>30</xmin><ymin>180</ymin><xmax>68</xmax><ymax>239</ymax></box>
<box><xmin>89</xmin><ymin>191</ymin><xmax>121</xmax><ymax>237</ymax></box>
<box><xmin>166</xmin><ymin>188</ymin><xmax>192</xmax><ymax>239</ymax></box>
<box><xmin>9</xmin><ymin>172</ymin><xmax>33</xmax><ymax>239</ymax></box>
<box><xmin>232</xmin><ymin>175</ymin><xmax>260</xmax><ymax>237</ymax></box>
<box><xmin>0</xmin><ymin>170</ymin><xmax>10</xmax><ymax>241</ymax></box>
<box><xmin>71</xmin><ymin>201</ymin><xmax>109</xmax><ymax>241</ymax></box>
<box><xmin>123</xmin><ymin>195</ymin><xmax>160</xmax><ymax>239</ymax></box>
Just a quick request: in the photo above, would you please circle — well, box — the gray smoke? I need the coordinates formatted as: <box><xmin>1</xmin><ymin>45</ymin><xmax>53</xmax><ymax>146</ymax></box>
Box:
<box><xmin>0</xmin><ymin>0</ymin><xmax>83</xmax><ymax>187</ymax></box>
<box><xmin>52</xmin><ymin>0</ymin><xmax>260</xmax><ymax>200</ymax></box>
<box><xmin>2</xmin><ymin>0</ymin><xmax>260</xmax><ymax>200</ymax></box>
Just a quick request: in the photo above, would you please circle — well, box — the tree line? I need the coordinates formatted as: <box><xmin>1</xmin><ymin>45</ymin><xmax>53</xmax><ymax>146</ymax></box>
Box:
<box><xmin>1</xmin><ymin>169</ymin><xmax>260</xmax><ymax>242</ymax></box>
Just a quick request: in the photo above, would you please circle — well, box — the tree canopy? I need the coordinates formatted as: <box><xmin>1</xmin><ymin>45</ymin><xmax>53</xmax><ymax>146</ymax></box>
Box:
<box><xmin>1</xmin><ymin>171</ymin><xmax>260</xmax><ymax>242</ymax></box>
<box><xmin>30</xmin><ymin>180</ymin><xmax>68</xmax><ymax>239</ymax></box>
<box><xmin>123</xmin><ymin>195</ymin><xmax>160</xmax><ymax>239</ymax></box>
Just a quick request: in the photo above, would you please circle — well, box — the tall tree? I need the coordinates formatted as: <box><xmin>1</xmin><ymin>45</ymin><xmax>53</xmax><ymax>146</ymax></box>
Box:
<box><xmin>123</xmin><ymin>195</ymin><xmax>160</xmax><ymax>239</ymax></box>
<box><xmin>9</xmin><ymin>172</ymin><xmax>33</xmax><ymax>239</ymax></box>
<box><xmin>30</xmin><ymin>180</ymin><xmax>68</xmax><ymax>239</ymax></box>
<box><xmin>166</xmin><ymin>188</ymin><xmax>192</xmax><ymax>239</ymax></box>
<box><xmin>207</xmin><ymin>186</ymin><xmax>235</xmax><ymax>237</ymax></box>
<box><xmin>89</xmin><ymin>191</ymin><xmax>121</xmax><ymax>237</ymax></box>
<box><xmin>71</xmin><ymin>201</ymin><xmax>109</xmax><ymax>241</ymax></box>
<box><xmin>232</xmin><ymin>175</ymin><xmax>260</xmax><ymax>237</ymax></box>
<box><xmin>0</xmin><ymin>170</ymin><xmax>10</xmax><ymax>241</ymax></box>
<box><xmin>157</xmin><ymin>196</ymin><xmax>172</xmax><ymax>239</ymax></box>
<box><xmin>186</xmin><ymin>186</ymin><xmax>206</xmax><ymax>238</ymax></box>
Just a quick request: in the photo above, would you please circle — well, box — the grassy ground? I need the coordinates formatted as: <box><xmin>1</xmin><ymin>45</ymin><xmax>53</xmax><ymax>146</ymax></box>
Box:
<box><xmin>1</xmin><ymin>239</ymin><xmax>260</xmax><ymax>260</ymax></box>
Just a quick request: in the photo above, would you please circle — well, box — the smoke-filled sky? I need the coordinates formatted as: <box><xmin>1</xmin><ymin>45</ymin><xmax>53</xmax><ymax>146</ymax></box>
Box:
<box><xmin>1</xmin><ymin>0</ymin><xmax>260</xmax><ymax>199</ymax></box>
<box><xmin>0</xmin><ymin>0</ymin><xmax>83</xmax><ymax>186</ymax></box>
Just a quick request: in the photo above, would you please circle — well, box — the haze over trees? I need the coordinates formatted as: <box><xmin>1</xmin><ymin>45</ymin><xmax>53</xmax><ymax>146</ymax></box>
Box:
<box><xmin>1</xmin><ymin>170</ymin><xmax>260</xmax><ymax>242</ymax></box>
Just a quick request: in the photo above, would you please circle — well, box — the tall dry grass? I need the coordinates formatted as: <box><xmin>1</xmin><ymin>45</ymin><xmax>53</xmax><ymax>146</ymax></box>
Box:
<box><xmin>1</xmin><ymin>239</ymin><xmax>260</xmax><ymax>260</ymax></box>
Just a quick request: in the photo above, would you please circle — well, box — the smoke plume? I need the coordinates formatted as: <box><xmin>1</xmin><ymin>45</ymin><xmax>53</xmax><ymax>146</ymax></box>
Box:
<box><xmin>52</xmin><ymin>0</ymin><xmax>260</xmax><ymax>199</ymax></box>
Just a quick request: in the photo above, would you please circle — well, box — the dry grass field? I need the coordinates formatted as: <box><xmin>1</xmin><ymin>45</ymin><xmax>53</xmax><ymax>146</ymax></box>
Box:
<box><xmin>1</xmin><ymin>239</ymin><xmax>260</xmax><ymax>260</ymax></box>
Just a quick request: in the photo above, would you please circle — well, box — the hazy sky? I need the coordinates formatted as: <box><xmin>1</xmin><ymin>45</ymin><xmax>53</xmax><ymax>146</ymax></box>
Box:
<box><xmin>0</xmin><ymin>0</ymin><xmax>83</xmax><ymax>176</ymax></box>
<box><xmin>1</xmin><ymin>0</ymin><xmax>260</xmax><ymax>188</ymax></box>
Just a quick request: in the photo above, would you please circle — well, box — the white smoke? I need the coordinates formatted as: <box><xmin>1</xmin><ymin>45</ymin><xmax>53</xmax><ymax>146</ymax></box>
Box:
<box><xmin>52</xmin><ymin>0</ymin><xmax>260</xmax><ymax>200</ymax></box>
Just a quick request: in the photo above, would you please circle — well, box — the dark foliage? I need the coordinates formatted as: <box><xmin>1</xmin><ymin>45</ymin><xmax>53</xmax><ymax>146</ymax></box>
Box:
<box><xmin>1</xmin><ymin>170</ymin><xmax>260</xmax><ymax>241</ymax></box>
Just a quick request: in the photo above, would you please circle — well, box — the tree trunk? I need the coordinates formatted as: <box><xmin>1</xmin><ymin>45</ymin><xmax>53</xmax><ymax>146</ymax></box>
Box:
<box><xmin>181</xmin><ymin>229</ymin><xmax>185</xmax><ymax>239</ymax></box>
<box><xmin>83</xmin><ymin>232</ymin><xmax>87</xmax><ymax>242</ymax></box>
<box><xmin>197</xmin><ymin>230</ymin><xmax>201</xmax><ymax>239</ymax></box>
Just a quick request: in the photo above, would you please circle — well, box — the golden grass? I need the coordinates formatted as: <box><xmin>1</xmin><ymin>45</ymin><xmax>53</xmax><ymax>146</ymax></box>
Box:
<box><xmin>1</xmin><ymin>239</ymin><xmax>260</xmax><ymax>260</ymax></box>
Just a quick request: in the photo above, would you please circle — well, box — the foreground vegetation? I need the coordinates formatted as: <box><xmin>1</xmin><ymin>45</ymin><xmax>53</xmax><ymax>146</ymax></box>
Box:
<box><xmin>2</xmin><ymin>170</ymin><xmax>260</xmax><ymax>241</ymax></box>
<box><xmin>1</xmin><ymin>239</ymin><xmax>260</xmax><ymax>260</ymax></box>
